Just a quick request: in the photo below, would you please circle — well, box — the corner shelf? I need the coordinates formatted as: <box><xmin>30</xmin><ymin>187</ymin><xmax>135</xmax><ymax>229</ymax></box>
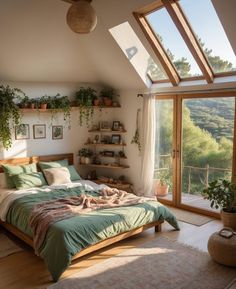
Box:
<box><xmin>79</xmin><ymin>164</ymin><xmax>130</xmax><ymax>169</ymax></box>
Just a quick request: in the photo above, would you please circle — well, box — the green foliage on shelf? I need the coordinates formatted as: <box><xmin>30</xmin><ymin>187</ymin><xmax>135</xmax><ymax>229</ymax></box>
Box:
<box><xmin>75</xmin><ymin>87</ymin><xmax>97</xmax><ymax>126</ymax></box>
<box><xmin>0</xmin><ymin>85</ymin><xmax>25</xmax><ymax>150</ymax></box>
<box><xmin>99</xmin><ymin>86</ymin><xmax>119</xmax><ymax>100</ymax></box>
<box><xmin>78</xmin><ymin>148</ymin><xmax>93</xmax><ymax>157</ymax></box>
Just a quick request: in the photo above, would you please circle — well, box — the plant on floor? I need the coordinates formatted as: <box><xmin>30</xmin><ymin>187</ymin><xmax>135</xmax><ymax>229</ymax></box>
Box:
<box><xmin>202</xmin><ymin>179</ymin><xmax>236</xmax><ymax>229</ymax></box>
<box><xmin>75</xmin><ymin>87</ymin><xmax>97</xmax><ymax>126</ymax></box>
<box><xmin>0</xmin><ymin>85</ymin><xmax>25</xmax><ymax>150</ymax></box>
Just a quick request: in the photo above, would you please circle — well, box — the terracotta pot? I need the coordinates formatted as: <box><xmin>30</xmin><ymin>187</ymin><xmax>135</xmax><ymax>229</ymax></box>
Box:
<box><xmin>154</xmin><ymin>182</ymin><xmax>169</xmax><ymax>197</ymax></box>
<box><xmin>103</xmin><ymin>97</ymin><xmax>113</xmax><ymax>107</ymax></box>
<box><xmin>93</xmin><ymin>99</ymin><xmax>100</xmax><ymax>106</ymax></box>
<box><xmin>30</xmin><ymin>103</ymin><xmax>35</xmax><ymax>109</ymax></box>
<box><xmin>20</xmin><ymin>103</ymin><xmax>28</xmax><ymax>108</ymax></box>
<box><xmin>221</xmin><ymin>210</ymin><xmax>236</xmax><ymax>231</ymax></box>
<box><xmin>40</xmin><ymin>103</ymin><xmax>47</xmax><ymax>110</ymax></box>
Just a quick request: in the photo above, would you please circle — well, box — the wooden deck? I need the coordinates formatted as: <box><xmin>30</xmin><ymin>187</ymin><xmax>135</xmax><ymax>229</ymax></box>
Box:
<box><xmin>158</xmin><ymin>192</ymin><xmax>219</xmax><ymax>213</ymax></box>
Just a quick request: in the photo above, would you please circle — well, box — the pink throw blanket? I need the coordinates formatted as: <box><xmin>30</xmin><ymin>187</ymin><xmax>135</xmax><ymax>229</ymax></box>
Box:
<box><xmin>29</xmin><ymin>188</ymin><xmax>145</xmax><ymax>255</ymax></box>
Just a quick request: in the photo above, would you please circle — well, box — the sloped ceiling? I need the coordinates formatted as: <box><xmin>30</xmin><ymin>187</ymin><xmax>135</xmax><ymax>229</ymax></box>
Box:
<box><xmin>0</xmin><ymin>0</ymin><xmax>156</xmax><ymax>89</ymax></box>
<box><xmin>0</xmin><ymin>0</ymin><xmax>235</xmax><ymax>89</ymax></box>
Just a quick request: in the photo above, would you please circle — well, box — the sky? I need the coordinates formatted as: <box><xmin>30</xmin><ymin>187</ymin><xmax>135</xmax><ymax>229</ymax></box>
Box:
<box><xmin>146</xmin><ymin>0</ymin><xmax>236</xmax><ymax>75</ymax></box>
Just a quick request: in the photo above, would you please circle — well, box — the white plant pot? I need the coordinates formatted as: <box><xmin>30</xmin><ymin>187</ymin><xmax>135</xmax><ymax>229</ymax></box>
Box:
<box><xmin>85</xmin><ymin>157</ymin><xmax>91</xmax><ymax>164</ymax></box>
<box><xmin>80</xmin><ymin>156</ymin><xmax>85</xmax><ymax>164</ymax></box>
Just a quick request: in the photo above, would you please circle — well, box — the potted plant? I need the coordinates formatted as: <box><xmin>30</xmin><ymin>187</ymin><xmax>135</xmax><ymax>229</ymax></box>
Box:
<box><xmin>99</xmin><ymin>86</ymin><xmax>119</xmax><ymax>107</ymax></box>
<box><xmin>75</xmin><ymin>87</ymin><xmax>97</xmax><ymax>126</ymax></box>
<box><xmin>19</xmin><ymin>94</ymin><xmax>29</xmax><ymax>108</ymax></box>
<box><xmin>0</xmin><ymin>85</ymin><xmax>24</xmax><ymax>150</ymax></box>
<box><xmin>78</xmin><ymin>148</ymin><xmax>94</xmax><ymax>164</ymax></box>
<box><xmin>154</xmin><ymin>171</ymin><xmax>170</xmax><ymax>197</ymax></box>
<box><xmin>93</xmin><ymin>96</ymin><xmax>101</xmax><ymax>106</ymax></box>
<box><xmin>47</xmin><ymin>94</ymin><xmax>71</xmax><ymax>127</ymax></box>
<box><xmin>39</xmin><ymin>95</ymin><xmax>49</xmax><ymax>110</ymax></box>
<box><xmin>202</xmin><ymin>179</ymin><xmax>236</xmax><ymax>230</ymax></box>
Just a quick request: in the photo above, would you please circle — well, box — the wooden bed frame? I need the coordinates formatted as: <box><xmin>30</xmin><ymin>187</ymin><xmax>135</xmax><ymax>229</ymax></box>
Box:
<box><xmin>0</xmin><ymin>153</ymin><xmax>163</xmax><ymax>263</ymax></box>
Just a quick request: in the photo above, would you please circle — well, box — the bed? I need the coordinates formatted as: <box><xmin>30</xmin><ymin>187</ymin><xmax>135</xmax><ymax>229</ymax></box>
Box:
<box><xmin>0</xmin><ymin>153</ymin><xmax>179</xmax><ymax>281</ymax></box>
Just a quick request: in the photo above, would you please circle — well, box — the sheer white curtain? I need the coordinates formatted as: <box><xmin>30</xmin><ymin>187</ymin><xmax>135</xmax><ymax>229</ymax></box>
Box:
<box><xmin>138</xmin><ymin>93</ymin><xmax>156</xmax><ymax>196</ymax></box>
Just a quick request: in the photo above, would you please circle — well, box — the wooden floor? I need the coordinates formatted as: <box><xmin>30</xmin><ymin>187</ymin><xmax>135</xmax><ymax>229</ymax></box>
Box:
<box><xmin>0</xmin><ymin>215</ymin><xmax>222</xmax><ymax>289</ymax></box>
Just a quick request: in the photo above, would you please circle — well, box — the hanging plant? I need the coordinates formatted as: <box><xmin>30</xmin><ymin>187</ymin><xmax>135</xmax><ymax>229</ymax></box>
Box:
<box><xmin>0</xmin><ymin>85</ymin><xmax>25</xmax><ymax>150</ymax></box>
<box><xmin>75</xmin><ymin>87</ymin><xmax>97</xmax><ymax>126</ymax></box>
<box><xmin>47</xmin><ymin>94</ymin><xmax>71</xmax><ymax>128</ymax></box>
<box><xmin>131</xmin><ymin>108</ymin><xmax>141</xmax><ymax>152</ymax></box>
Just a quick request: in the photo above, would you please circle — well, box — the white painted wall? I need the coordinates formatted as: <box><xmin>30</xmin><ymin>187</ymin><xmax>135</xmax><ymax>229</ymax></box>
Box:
<box><xmin>0</xmin><ymin>82</ymin><xmax>143</xmax><ymax>191</ymax></box>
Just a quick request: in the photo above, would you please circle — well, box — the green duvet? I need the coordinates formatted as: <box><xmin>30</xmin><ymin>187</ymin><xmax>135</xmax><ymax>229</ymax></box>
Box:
<box><xmin>6</xmin><ymin>186</ymin><xmax>179</xmax><ymax>281</ymax></box>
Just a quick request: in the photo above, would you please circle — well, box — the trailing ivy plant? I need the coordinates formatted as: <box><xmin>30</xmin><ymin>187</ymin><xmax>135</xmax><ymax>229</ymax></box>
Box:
<box><xmin>0</xmin><ymin>85</ymin><xmax>25</xmax><ymax>150</ymax></box>
<box><xmin>47</xmin><ymin>94</ymin><xmax>71</xmax><ymax>128</ymax></box>
<box><xmin>75</xmin><ymin>87</ymin><xmax>97</xmax><ymax>126</ymax></box>
<box><xmin>131</xmin><ymin>108</ymin><xmax>141</xmax><ymax>152</ymax></box>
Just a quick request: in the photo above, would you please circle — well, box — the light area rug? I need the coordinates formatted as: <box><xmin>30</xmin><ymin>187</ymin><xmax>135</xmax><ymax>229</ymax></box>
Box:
<box><xmin>0</xmin><ymin>232</ymin><xmax>22</xmax><ymax>258</ymax></box>
<box><xmin>48</xmin><ymin>237</ymin><xmax>236</xmax><ymax>289</ymax></box>
<box><xmin>168</xmin><ymin>206</ymin><xmax>213</xmax><ymax>226</ymax></box>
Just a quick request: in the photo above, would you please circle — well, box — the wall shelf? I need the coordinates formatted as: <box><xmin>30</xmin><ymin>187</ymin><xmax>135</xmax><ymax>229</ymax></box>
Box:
<box><xmin>20</xmin><ymin>105</ymin><xmax>121</xmax><ymax>113</ymax></box>
<box><xmin>84</xmin><ymin>143</ymin><xmax>126</xmax><ymax>147</ymax></box>
<box><xmin>88</xmin><ymin>129</ymin><xmax>127</xmax><ymax>133</ymax></box>
<box><xmin>79</xmin><ymin>164</ymin><xmax>130</xmax><ymax>169</ymax></box>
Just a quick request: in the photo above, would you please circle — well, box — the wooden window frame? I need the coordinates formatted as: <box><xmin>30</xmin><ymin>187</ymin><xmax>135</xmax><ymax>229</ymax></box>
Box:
<box><xmin>134</xmin><ymin>0</ymin><xmax>236</xmax><ymax>85</ymax></box>
<box><xmin>155</xmin><ymin>91</ymin><xmax>236</xmax><ymax>218</ymax></box>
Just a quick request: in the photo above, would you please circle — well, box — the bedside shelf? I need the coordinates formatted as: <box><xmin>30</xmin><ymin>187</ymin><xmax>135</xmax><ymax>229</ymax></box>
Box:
<box><xmin>79</xmin><ymin>164</ymin><xmax>130</xmax><ymax>169</ymax></box>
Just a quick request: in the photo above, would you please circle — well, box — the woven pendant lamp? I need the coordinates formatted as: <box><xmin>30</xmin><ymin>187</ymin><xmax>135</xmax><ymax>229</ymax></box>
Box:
<box><xmin>66</xmin><ymin>0</ymin><xmax>97</xmax><ymax>34</ymax></box>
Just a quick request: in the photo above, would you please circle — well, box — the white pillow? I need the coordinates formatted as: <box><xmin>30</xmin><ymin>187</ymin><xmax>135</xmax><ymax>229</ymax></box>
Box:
<box><xmin>43</xmin><ymin>167</ymin><xmax>72</xmax><ymax>186</ymax></box>
<box><xmin>0</xmin><ymin>173</ymin><xmax>7</xmax><ymax>189</ymax></box>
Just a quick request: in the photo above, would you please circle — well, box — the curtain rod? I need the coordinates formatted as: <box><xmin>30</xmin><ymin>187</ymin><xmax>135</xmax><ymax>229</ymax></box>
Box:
<box><xmin>137</xmin><ymin>87</ymin><xmax>236</xmax><ymax>97</ymax></box>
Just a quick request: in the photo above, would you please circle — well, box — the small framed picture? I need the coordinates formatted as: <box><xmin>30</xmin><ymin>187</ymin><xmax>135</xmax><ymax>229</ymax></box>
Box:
<box><xmin>15</xmin><ymin>124</ymin><xmax>30</xmax><ymax>140</ymax></box>
<box><xmin>112</xmin><ymin>121</ymin><xmax>120</xmax><ymax>131</ymax></box>
<box><xmin>111</xmin><ymin>134</ymin><xmax>121</xmax><ymax>144</ymax></box>
<box><xmin>100</xmin><ymin>121</ymin><xmax>111</xmax><ymax>131</ymax></box>
<box><xmin>52</xmin><ymin>126</ymin><xmax>63</xmax><ymax>140</ymax></box>
<box><xmin>101</xmin><ymin>135</ymin><xmax>111</xmax><ymax>144</ymax></box>
<box><xmin>33</xmin><ymin>124</ymin><xmax>46</xmax><ymax>139</ymax></box>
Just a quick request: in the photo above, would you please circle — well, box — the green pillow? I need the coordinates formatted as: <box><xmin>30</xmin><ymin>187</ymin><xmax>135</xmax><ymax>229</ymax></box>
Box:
<box><xmin>67</xmin><ymin>165</ymin><xmax>81</xmax><ymax>181</ymax></box>
<box><xmin>38</xmin><ymin>159</ymin><xmax>69</xmax><ymax>171</ymax></box>
<box><xmin>2</xmin><ymin>163</ymin><xmax>37</xmax><ymax>188</ymax></box>
<box><xmin>12</xmin><ymin>172</ymin><xmax>47</xmax><ymax>190</ymax></box>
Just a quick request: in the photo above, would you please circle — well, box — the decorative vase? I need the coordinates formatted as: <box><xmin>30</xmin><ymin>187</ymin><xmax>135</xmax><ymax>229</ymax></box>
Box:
<box><xmin>221</xmin><ymin>210</ymin><xmax>236</xmax><ymax>230</ymax></box>
<box><xmin>103</xmin><ymin>97</ymin><xmax>113</xmax><ymax>107</ymax></box>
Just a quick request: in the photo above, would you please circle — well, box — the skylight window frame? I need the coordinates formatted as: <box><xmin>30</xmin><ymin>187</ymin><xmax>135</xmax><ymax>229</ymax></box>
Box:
<box><xmin>134</xmin><ymin>0</ymin><xmax>236</xmax><ymax>85</ymax></box>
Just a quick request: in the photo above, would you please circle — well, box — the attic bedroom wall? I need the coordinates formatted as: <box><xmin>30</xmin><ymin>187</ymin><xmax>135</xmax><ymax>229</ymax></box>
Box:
<box><xmin>0</xmin><ymin>82</ymin><xmax>143</xmax><ymax>192</ymax></box>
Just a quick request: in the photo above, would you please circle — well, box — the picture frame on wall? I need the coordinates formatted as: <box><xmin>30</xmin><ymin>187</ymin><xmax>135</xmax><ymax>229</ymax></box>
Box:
<box><xmin>52</xmin><ymin>126</ymin><xmax>63</xmax><ymax>140</ymax></box>
<box><xmin>15</xmin><ymin>124</ymin><xmax>30</xmax><ymax>140</ymax></box>
<box><xmin>33</xmin><ymin>124</ymin><xmax>46</xmax><ymax>139</ymax></box>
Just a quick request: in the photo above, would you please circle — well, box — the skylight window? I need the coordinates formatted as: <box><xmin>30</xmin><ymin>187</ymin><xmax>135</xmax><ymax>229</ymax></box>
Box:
<box><xmin>180</xmin><ymin>0</ymin><xmax>236</xmax><ymax>74</ymax></box>
<box><xmin>146</xmin><ymin>7</ymin><xmax>202</xmax><ymax>79</ymax></box>
<box><xmin>109</xmin><ymin>22</ymin><xmax>168</xmax><ymax>84</ymax></box>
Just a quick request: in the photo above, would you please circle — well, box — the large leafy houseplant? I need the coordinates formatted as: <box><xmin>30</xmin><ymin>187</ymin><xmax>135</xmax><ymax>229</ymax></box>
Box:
<box><xmin>75</xmin><ymin>87</ymin><xmax>97</xmax><ymax>126</ymax></box>
<box><xmin>99</xmin><ymin>86</ymin><xmax>119</xmax><ymax>106</ymax></box>
<box><xmin>202</xmin><ymin>179</ymin><xmax>236</xmax><ymax>229</ymax></box>
<box><xmin>0</xmin><ymin>85</ymin><xmax>25</xmax><ymax>150</ymax></box>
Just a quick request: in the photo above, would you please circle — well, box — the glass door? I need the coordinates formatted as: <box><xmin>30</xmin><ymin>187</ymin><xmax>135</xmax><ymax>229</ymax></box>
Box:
<box><xmin>155</xmin><ymin>97</ymin><xmax>176</xmax><ymax>204</ymax></box>
<box><xmin>179</xmin><ymin>96</ymin><xmax>235</xmax><ymax>213</ymax></box>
